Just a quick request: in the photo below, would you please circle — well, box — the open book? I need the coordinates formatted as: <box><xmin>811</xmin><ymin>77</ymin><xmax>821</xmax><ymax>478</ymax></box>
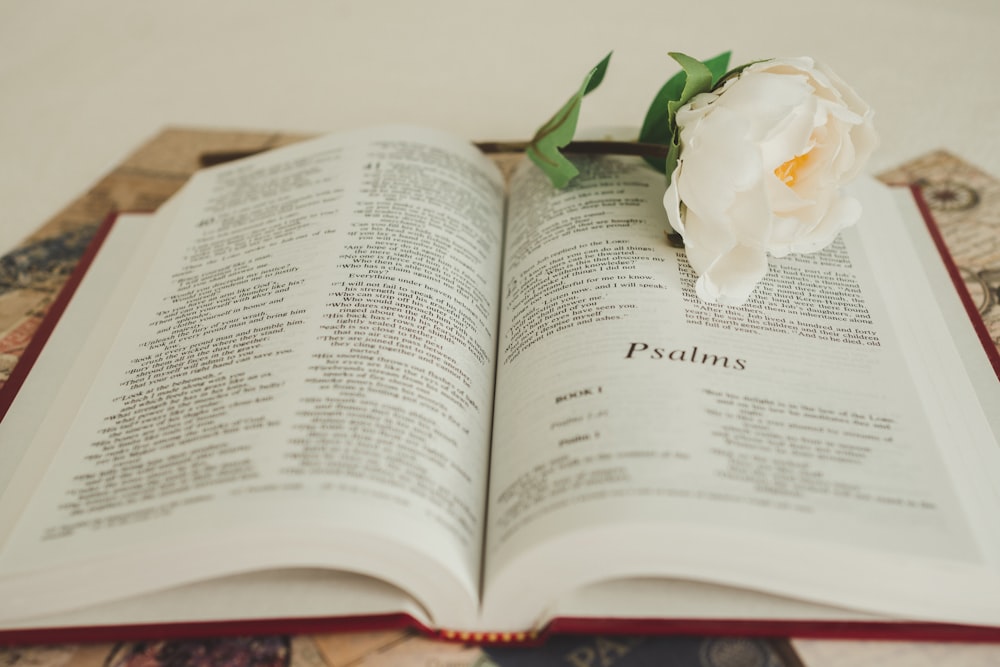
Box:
<box><xmin>2</xmin><ymin>125</ymin><xmax>999</xmax><ymax>644</ymax></box>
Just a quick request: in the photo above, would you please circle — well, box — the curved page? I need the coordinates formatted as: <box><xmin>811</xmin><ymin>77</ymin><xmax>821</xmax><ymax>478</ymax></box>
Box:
<box><xmin>0</xmin><ymin>126</ymin><xmax>504</xmax><ymax>630</ymax></box>
<box><xmin>482</xmin><ymin>157</ymin><xmax>1000</xmax><ymax>631</ymax></box>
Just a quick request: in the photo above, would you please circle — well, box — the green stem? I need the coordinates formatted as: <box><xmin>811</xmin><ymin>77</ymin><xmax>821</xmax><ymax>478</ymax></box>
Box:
<box><xmin>475</xmin><ymin>140</ymin><xmax>671</xmax><ymax>158</ymax></box>
<box><xmin>199</xmin><ymin>140</ymin><xmax>673</xmax><ymax>168</ymax></box>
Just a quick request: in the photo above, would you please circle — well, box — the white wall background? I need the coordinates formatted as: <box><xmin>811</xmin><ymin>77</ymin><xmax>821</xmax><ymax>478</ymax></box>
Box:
<box><xmin>1</xmin><ymin>0</ymin><xmax>997</xmax><ymax>250</ymax></box>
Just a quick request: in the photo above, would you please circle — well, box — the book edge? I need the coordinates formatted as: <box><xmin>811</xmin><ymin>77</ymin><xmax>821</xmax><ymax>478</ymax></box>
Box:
<box><xmin>5</xmin><ymin>613</ymin><xmax>1000</xmax><ymax>647</ymax></box>
<box><xmin>0</xmin><ymin>212</ymin><xmax>120</xmax><ymax>421</ymax></box>
<box><xmin>907</xmin><ymin>183</ymin><xmax>1000</xmax><ymax>380</ymax></box>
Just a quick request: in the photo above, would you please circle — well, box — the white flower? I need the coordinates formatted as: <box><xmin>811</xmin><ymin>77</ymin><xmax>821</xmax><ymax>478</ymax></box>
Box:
<box><xmin>663</xmin><ymin>57</ymin><xmax>878</xmax><ymax>305</ymax></box>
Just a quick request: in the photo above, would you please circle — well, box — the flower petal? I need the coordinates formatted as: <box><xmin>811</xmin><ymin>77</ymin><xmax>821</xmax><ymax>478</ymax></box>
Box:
<box><xmin>681</xmin><ymin>207</ymin><xmax>737</xmax><ymax>277</ymax></box>
<box><xmin>696</xmin><ymin>243</ymin><xmax>770</xmax><ymax>305</ymax></box>
<box><xmin>708</xmin><ymin>71</ymin><xmax>816</xmax><ymax>144</ymax></box>
<box><xmin>676</xmin><ymin>108</ymin><xmax>761</xmax><ymax>222</ymax></box>
<box><xmin>664</xmin><ymin>56</ymin><xmax>876</xmax><ymax>306</ymax></box>
<box><xmin>663</xmin><ymin>164</ymin><xmax>685</xmax><ymax>234</ymax></box>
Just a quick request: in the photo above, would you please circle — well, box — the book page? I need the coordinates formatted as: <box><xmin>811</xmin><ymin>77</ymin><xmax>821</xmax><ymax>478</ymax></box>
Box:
<box><xmin>0</xmin><ymin>214</ymin><xmax>163</xmax><ymax>500</ymax></box>
<box><xmin>0</xmin><ymin>126</ymin><xmax>504</xmax><ymax>629</ymax></box>
<box><xmin>480</xmin><ymin>156</ymin><xmax>1000</xmax><ymax>631</ymax></box>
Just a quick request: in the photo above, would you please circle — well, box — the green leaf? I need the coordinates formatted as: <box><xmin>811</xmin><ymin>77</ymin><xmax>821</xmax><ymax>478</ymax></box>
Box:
<box><xmin>703</xmin><ymin>50</ymin><xmax>732</xmax><ymax>85</ymax></box>
<box><xmin>638</xmin><ymin>51</ymin><xmax>731</xmax><ymax>174</ymax></box>
<box><xmin>527</xmin><ymin>52</ymin><xmax>612</xmax><ymax>188</ymax></box>
<box><xmin>662</xmin><ymin>140</ymin><xmax>681</xmax><ymax>193</ymax></box>
<box><xmin>664</xmin><ymin>52</ymin><xmax>712</xmax><ymax>124</ymax></box>
<box><xmin>637</xmin><ymin>72</ymin><xmax>685</xmax><ymax>172</ymax></box>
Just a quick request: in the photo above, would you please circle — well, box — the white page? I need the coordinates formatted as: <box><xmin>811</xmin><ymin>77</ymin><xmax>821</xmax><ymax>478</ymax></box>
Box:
<box><xmin>0</xmin><ymin>214</ymin><xmax>161</xmax><ymax>498</ymax></box>
<box><xmin>481</xmin><ymin>156</ymin><xmax>1000</xmax><ymax>631</ymax></box>
<box><xmin>0</xmin><ymin>126</ymin><xmax>505</xmax><ymax>630</ymax></box>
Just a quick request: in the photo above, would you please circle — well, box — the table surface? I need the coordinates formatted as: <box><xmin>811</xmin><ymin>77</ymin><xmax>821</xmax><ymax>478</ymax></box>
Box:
<box><xmin>2</xmin><ymin>2</ymin><xmax>1000</xmax><ymax>665</ymax></box>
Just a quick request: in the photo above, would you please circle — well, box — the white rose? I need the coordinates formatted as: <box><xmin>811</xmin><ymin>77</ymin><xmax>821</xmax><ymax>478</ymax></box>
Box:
<box><xmin>663</xmin><ymin>56</ymin><xmax>878</xmax><ymax>305</ymax></box>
